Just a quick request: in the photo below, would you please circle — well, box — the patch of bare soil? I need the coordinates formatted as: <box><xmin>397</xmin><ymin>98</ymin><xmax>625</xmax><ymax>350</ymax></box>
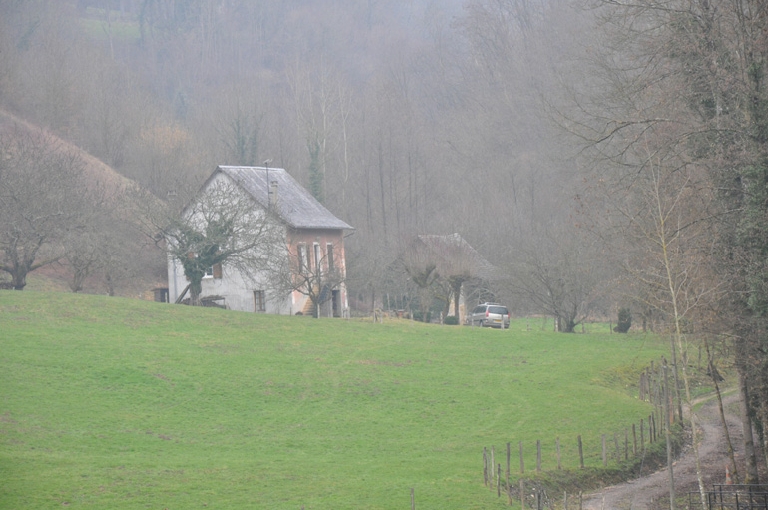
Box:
<box><xmin>582</xmin><ymin>393</ymin><xmax>744</xmax><ymax>510</ymax></box>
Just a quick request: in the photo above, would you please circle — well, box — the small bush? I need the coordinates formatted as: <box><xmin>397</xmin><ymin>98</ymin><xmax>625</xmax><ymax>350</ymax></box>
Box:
<box><xmin>444</xmin><ymin>315</ymin><xmax>460</xmax><ymax>325</ymax></box>
<box><xmin>615</xmin><ymin>307</ymin><xmax>632</xmax><ymax>333</ymax></box>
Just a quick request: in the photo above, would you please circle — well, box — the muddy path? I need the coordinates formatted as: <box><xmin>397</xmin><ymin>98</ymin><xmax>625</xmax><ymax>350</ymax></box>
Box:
<box><xmin>581</xmin><ymin>392</ymin><xmax>742</xmax><ymax>510</ymax></box>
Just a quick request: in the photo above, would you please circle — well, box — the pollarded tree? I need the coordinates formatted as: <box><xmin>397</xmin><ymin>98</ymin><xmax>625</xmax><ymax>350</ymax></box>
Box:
<box><xmin>412</xmin><ymin>234</ymin><xmax>498</xmax><ymax>323</ymax></box>
<box><xmin>401</xmin><ymin>243</ymin><xmax>442</xmax><ymax>323</ymax></box>
<box><xmin>0</xmin><ymin>128</ymin><xmax>91</xmax><ymax>290</ymax></box>
<box><xmin>396</xmin><ymin>233</ymin><xmax>501</xmax><ymax>323</ymax></box>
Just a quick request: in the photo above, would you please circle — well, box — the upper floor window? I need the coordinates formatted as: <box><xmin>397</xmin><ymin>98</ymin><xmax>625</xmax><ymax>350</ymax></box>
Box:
<box><xmin>327</xmin><ymin>244</ymin><xmax>334</xmax><ymax>272</ymax></box>
<box><xmin>298</xmin><ymin>244</ymin><xmax>309</xmax><ymax>275</ymax></box>
<box><xmin>313</xmin><ymin>243</ymin><xmax>321</xmax><ymax>274</ymax></box>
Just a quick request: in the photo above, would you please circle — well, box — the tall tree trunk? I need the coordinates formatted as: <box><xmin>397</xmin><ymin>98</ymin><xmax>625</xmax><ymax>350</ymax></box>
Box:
<box><xmin>663</xmin><ymin>362</ymin><xmax>675</xmax><ymax>510</ymax></box>
<box><xmin>668</xmin><ymin>334</ymin><xmax>683</xmax><ymax>423</ymax></box>
<box><xmin>705</xmin><ymin>337</ymin><xmax>739</xmax><ymax>484</ymax></box>
<box><xmin>738</xmin><ymin>368</ymin><xmax>760</xmax><ymax>484</ymax></box>
<box><xmin>760</xmin><ymin>403</ymin><xmax>768</xmax><ymax>477</ymax></box>
<box><xmin>189</xmin><ymin>280</ymin><xmax>202</xmax><ymax>306</ymax></box>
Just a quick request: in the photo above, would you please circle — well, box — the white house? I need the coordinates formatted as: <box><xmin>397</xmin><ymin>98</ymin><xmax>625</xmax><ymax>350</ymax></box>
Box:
<box><xmin>167</xmin><ymin>165</ymin><xmax>353</xmax><ymax>317</ymax></box>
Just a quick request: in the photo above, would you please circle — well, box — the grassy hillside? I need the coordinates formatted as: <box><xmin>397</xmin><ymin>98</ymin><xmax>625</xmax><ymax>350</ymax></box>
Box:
<box><xmin>0</xmin><ymin>292</ymin><xmax>667</xmax><ymax>509</ymax></box>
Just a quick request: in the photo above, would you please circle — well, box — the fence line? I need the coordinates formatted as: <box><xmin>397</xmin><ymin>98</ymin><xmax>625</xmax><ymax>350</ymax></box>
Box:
<box><xmin>688</xmin><ymin>484</ymin><xmax>768</xmax><ymax>510</ymax></box>
<box><xmin>482</xmin><ymin>356</ymin><xmax>681</xmax><ymax>506</ymax></box>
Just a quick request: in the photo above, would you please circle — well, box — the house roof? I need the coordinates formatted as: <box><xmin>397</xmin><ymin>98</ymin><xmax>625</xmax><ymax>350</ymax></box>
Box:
<box><xmin>216</xmin><ymin>166</ymin><xmax>353</xmax><ymax>230</ymax></box>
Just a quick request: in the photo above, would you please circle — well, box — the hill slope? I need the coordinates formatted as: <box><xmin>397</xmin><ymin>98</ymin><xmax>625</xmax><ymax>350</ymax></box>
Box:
<box><xmin>0</xmin><ymin>109</ymin><xmax>166</xmax><ymax>295</ymax></box>
<box><xmin>0</xmin><ymin>292</ymin><xmax>666</xmax><ymax>509</ymax></box>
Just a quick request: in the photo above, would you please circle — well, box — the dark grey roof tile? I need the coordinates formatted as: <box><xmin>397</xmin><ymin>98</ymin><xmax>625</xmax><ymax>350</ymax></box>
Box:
<box><xmin>217</xmin><ymin>166</ymin><xmax>353</xmax><ymax>230</ymax></box>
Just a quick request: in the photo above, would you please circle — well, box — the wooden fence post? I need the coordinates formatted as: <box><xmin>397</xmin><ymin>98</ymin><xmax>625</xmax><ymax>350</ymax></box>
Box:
<box><xmin>497</xmin><ymin>464</ymin><xmax>501</xmax><ymax>498</ymax></box>
<box><xmin>506</xmin><ymin>442</ymin><xmax>511</xmax><ymax>489</ymax></box>
<box><xmin>483</xmin><ymin>447</ymin><xmax>488</xmax><ymax>486</ymax></box>
<box><xmin>536</xmin><ymin>439</ymin><xmax>541</xmax><ymax>472</ymax></box>
<box><xmin>649</xmin><ymin>414</ymin><xmax>654</xmax><ymax>443</ymax></box>
<box><xmin>556</xmin><ymin>437</ymin><xmax>561</xmax><ymax>470</ymax></box>
<box><xmin>624</xmin><ymin>429</ymin><xmax>628</xmax><ymax>460</ymax></box>
<box><xmin>520</xmin><ymin>479</ymin><xmax>525</xmax><ymax>509</ymax></box>
<box><xmin>578</xmin><ymin>435</ymin><xmax>584</xmax><ymax>468</ymax></box>
<box><xmin>647</xmin><ymin>367</ymin><xmax>652</xmax><ymax>397</ymax></box>
<box><xmin>632</xmin><ymin>423</ymin><xmax>637</xmax><ymax>456</ymax></box>
<box><xmin>640</xmin><ymin>419</ymin><xmax>645</xmax><ymax>451</ymax></box>
<box><xmin>519</xmin><ymin>441</ymin><xmax>524</xmax><ymax>474</ymax></box>
<box><xmin>411</xmin><ymin>488</ymin><xmax>415</xmax><ymax>510</ymax></box>
<box><xmin>491</xmin><ymin>445</ymin><xmax>495</xmax><ymax>487</ymax></box>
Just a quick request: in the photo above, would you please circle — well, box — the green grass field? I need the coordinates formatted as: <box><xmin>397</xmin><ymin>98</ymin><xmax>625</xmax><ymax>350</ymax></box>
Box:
<box><xmin>0</xmin><ymin>292</ymin><xmax>668</xmax><ymax>509</ymax></box>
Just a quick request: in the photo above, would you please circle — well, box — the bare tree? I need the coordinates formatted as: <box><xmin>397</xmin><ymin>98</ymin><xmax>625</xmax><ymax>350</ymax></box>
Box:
<box><xmin>599</xmin><ymin>145</ymin><xmax>720</xmax><ymax>506</ymax></box>
<box><xmin>0</xmin><ymin>128</ymin><xmax>91</xmax><ymax>290</ymax></box>
<box><xmin>269</xmin><ymin>242</ymin><xmax>346</xmax><ymax>318</ymax></box>
<box><xmin>63</xmin><ymin>224</ymin><xmax>104</xmax><ymax>293</ymax></box>
<box><xmin>141</xmin><ymin>176</ymin><xmax>284</xmax><ymax>306</ymax></box>
<box><xmin>62</xmin><ymin>183</ymin><xmax>155</xmax><ymax>295</ymax></box>
<box><xmin>345</xmin><ymin>234</ymin><xmax>402</xmax><ymax>314</ymax></box>
<box><xmin>507</xmin><ymin>227</ymin><xmax>605</xmax><ymax>332</ymax></box>
<box><xmin>565</xmin><ymin>0</ymin><xmax>768</xmax><ymax>492</ymax></box>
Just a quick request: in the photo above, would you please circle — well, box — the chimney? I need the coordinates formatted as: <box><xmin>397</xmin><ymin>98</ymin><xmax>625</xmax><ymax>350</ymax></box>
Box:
<box><xmin>268</xmin><ymin>180</ymin><xmax>278</xmax><ymax>208</ymax></box>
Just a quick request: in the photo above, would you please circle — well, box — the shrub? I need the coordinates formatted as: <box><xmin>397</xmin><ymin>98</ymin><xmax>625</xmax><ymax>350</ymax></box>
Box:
<box><xmin>615</xmin><ymin>307</ymin><xmax>632</xmax><ymax>333</ymax></box>
<box><xmin>443</xmin><ymin>315</ymin><xmax>460</xmax><ymax>325</ymax></box>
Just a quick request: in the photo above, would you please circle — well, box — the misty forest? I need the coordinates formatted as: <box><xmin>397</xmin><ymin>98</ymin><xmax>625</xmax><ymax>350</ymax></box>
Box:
<box><xmin>2</xmin><ymin>0</ymin><xmax>768</xmax><ymax>500</ymax></box>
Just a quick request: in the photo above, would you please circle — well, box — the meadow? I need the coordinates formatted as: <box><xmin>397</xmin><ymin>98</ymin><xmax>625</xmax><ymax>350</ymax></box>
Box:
<box><xmin>0</xmin><ymin>292</ymin><xmax>668</xmax><ymax>509</ymax></box>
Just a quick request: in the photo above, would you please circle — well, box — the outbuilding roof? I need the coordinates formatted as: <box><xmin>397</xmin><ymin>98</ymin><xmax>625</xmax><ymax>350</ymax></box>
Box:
<box><xmin>415</xmin><ymin>233</ymin><xmax>500</xmax><ymax>281</ymax></box>
<box><xmin>216</xmin><ymin>165</ymin><xmax>353</xmax><ymax>230</ymax></box>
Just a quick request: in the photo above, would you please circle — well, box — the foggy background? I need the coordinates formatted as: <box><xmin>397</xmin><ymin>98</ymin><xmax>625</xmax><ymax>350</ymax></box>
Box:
<box><xmin>0</xmin><ymin>0</ymin><xmax>600</xmax><ymax>313</ymax></box>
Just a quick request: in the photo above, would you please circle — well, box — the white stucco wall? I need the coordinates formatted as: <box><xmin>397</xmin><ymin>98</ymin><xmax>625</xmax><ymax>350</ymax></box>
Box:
<box><xmin>167</xmin><ymin>241</ymin><xmax>297</xmax><ymax>314</ymax></box>
<box><xmin>166</xmin><ymin>172</ymin><xmax>291</xmax><ymax>313</ymax></box>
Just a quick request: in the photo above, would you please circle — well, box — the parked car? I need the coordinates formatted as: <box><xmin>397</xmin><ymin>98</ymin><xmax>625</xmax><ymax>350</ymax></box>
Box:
<box><xmin>469</xmin><ymin>303</ymin><xmax>510</xmax><ymax>328</ymax></box>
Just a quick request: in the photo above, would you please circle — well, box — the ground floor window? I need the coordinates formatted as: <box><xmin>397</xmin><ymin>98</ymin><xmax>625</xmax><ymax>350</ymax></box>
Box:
<box><xmin>254</xmin><ymin>290</ymin><xmax>266</xmax><ymax>312</ymax></box>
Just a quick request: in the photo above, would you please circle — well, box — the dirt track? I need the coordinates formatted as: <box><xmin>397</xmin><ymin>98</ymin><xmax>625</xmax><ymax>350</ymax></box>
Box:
<box><xmin>581</xmin><ymin>392</ymin><xmax>742</xmax><ymax>510</ymax></box>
